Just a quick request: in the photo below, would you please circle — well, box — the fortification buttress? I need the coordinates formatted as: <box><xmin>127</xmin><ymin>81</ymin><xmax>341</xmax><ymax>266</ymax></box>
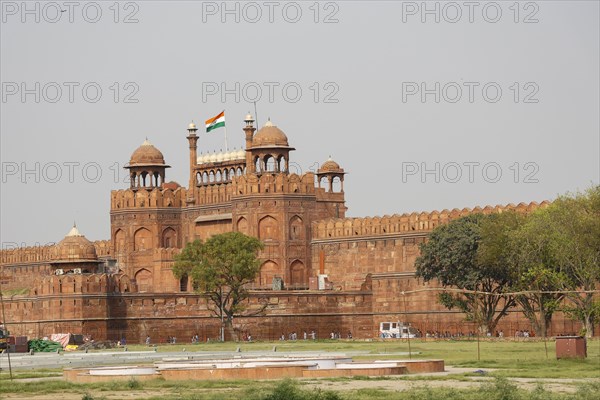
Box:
<box><xmin>110</xmin><ymin>139</ymin><xmax>183</xmax><ymax>291</ymax></box>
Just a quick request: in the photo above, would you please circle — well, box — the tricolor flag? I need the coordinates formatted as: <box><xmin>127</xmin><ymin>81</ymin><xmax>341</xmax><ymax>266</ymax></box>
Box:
<box><xmin>205</xmin><ymin>111</ymin><xmax>225</xmax><ymax>133</ymax></box>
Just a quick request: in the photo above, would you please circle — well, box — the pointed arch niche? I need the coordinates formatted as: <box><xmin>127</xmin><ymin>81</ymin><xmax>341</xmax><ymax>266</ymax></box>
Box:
<box><xmin>289</xmin><ymin>260</ymin><xmax>306</xmax><ymax>287</ymax></box>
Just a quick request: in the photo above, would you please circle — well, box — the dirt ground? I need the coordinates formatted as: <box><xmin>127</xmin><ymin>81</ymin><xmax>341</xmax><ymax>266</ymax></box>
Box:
<box><xmin>306</xmin><ymin>376</ymin><xmax>584</xmax><ymax>394</ymax></box>
<box><xmin>303</xmin><ymin>367</ymin><xmax>592</xmax><ymax>395</ymax></box>
<box><xmin>1</xmin><ymin>367</ymin><xmax>597</xmax><ymax>400</ymax></box>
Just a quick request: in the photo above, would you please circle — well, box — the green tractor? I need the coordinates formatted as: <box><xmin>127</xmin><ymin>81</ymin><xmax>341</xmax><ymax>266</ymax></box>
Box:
<box><xmin>0</xmin><ymin>325</ymin><xmax>7</xmax><ymax>350</ymax></box>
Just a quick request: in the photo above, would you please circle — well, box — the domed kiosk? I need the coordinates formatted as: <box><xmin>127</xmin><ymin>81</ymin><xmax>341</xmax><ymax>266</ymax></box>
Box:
<box><xmin>125</xmin><ymin>139</ymin><xmax>171</xmax><ymax>190</ymax></box>
<box><xmin>252</xmin><ymin>120</ymin><xmax>290</xmax><ymax>148</ymax></box>
<box><xmin>317</xmin><ymin>157</ymin><xmax>346</xmax><ymax>193</ymax></box>
<box><xmin>248</xmin><ymin>119</ymin><xmax>295</xmax><ymax>174</ymax></box>
<box><xmin>51</xmin><ymin>224</ymin><xmax>102</xmax><ymax>274</ymax></box>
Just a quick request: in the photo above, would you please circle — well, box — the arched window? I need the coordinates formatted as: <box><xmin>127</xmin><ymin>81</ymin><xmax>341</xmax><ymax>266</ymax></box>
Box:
<box><xmin>289</xmin><ymin>216</ymin><xmax>305</xmax><ymax>240</ymax></box>
<box><xmin>332</xmin><ymin>176</ymin><xmax>342</xmax><ymax>192</ymax></box>
<box><xmin>114</xmin><ymin>229</ymin><xmax>126</xmax><ymax>254</ymax></box>
<box><xmin>237</xmin><ymin>217</ymin><xmax>249</xmax><ymax>234</ymax></box>
<box><xmin>162</xmin><ymin>227</ymin><xmax>177</xmax><ymax>248</ymax></box>
<box><xmin>134</xmin><ymin>228</ymin><xmax>152</xmax><ymax>251</ymax></box>
<box><xmin>140</xmin><ymin>171</ymin><xmax>149</xmax><ymax>187</ymax></box>
<box><xmin>180</xmin><ymin>274</ymin><xmax>188</xmax><ymax>292</ymax></box>
<box><xmin>278</xmin><ymin>155</ymin><xmax>287</xmax><ymax>172</ymax></box>
<box><xmin>290</xmin><ymin>260</ymin><xmax>306</xmax><ymax>287</ymax></box>
<box><xmin>260</xmin><ymin>260</ymin><xmax>278</xmax><ymax>288</ymax></box>
<box><xmin>254</xmin><ymin>156</ymin><xmax>261</xmax><ymax>173</ymax></box>
<box><xmin>258</xmin><ymin>216</ymin><xmax>278</xmax><ymax>241</ymax></box>
<box><xmin>319</xmin><ymin>176</ymin><xmax>328</xmax><ymax>189</ymax></box>
<box><xmin>135</xmin><ymin>268</ymin><xmax>152</xmax><ymax>292</ymax></box>
<box><xmin>265</xmin><ymin>155</ymin><xmax>277</xmax><ymax>172</ymax></box>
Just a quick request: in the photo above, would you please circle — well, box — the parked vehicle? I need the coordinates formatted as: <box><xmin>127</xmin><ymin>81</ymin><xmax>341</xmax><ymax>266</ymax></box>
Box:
<box><xmin>379</xmin><ymin>321</ymin><xmax>418</xmax><ymax>338</ymax></box>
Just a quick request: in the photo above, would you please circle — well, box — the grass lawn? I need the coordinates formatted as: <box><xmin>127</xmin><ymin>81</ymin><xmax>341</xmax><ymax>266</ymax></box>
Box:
<box><xmin>116</xmin><ymin>337</ymin><xmax>600</xmax><ymax>378</ymax></box>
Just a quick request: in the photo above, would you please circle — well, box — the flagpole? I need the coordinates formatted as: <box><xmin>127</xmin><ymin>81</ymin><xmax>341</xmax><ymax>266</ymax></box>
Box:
<box><xmin>223</xmin><ymin>110</ymin><xmax>229</xmax><ymax>151</ymax></box>
<box><xmin>253</xmin><ymin>101</ymin><xmax>259</xmax><ymax>128</ymax></box>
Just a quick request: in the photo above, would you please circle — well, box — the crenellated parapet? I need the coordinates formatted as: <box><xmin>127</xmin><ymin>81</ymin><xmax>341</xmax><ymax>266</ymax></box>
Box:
<box><xmin>94</xmin><ymin>240</ymin><xmax>113</xmax><ymax>258</ymax></box>
<box><xmin>111</xmin><ymin>187</ymin><xmax>187</xmax><ymax>210</ymax></box>
<box><xmin>192</xmin><ymin>182</ymin><xmax>233</xmax><ymax>205</ymax></box>
<box><xmin>311</xmin><ymin>201</ymin><xmax>550</xmax><ymax>240</ymax></box>
<box><xmin>0</xmin><ymin>240</ymin><xmax>114</xmax><ymax>266</ymax></box>
<box><xmin>1</xmin><ymin>243</ymin><xmax>55</xmax><ymax>265</ymax></box>
<box><xmin>231</xmin><ymin>172</ymin><xmax>316</xmax><ymax>196</ymax></box>
<box><xmin>31</xmin><ymin>272</ymin><xmax>134</xmax><ymax>295</ymax></box>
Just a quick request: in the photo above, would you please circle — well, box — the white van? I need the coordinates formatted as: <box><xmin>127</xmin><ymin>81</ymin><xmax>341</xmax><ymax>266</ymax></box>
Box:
<box><xmin>379</xmin><ymin>322</ymin><xmax>418</xmax><ymax>338</ymax></box>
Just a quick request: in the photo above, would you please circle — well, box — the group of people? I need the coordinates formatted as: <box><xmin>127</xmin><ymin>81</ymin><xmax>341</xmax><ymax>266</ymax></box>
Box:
<box><xmin>424</xmin><ymin>330</ymin><xmax>467</xmax><ymax>338</ymax></box>
<box><xmin>421</xmin><ymin>329</ymin><xmax>537</xmax><ymax>339</ymax></box>
<box><xmin>330</xmin><ymin>331</ymin><xmax>352</xmax><ymax>339</ymax></box>
<box><xmin>166</xmin><ymin>336</ymin><xmax>177</xmax><ymax>344</ymax></box>
<box><xmin>282</xmin><ymin>331</ymin><xmax>353</xmax><ymax>340</ymax></box>
<box><xmin>279</xmin><ymin>330</ymin><xmax>317</xmax><ymax>341</ymax></box>
<box><xmin>515</xmin><ymin>330</ymin><xmax>535</xmax><ymax>338</ymax></box>
<box><xmin>241</xmin><ymin>332</ymin><xmax>253</xmax><ymax>342</ymax></box>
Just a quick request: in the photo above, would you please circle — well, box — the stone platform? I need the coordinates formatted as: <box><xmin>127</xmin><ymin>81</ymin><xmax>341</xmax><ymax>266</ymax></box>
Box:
<box><xmin>64</xmin><ymin>356</ymin><xmax>444</xmax><ymax>383</ymax></box>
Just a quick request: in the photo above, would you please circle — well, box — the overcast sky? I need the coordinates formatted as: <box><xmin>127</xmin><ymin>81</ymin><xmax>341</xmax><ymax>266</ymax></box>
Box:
<box><xmin>1</xmin><ymin>0</ymin><xmax>598</xmax><ymax>246</ymax></box>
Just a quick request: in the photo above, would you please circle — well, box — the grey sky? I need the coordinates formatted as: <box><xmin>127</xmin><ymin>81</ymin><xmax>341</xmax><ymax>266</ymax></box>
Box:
<box><xmin>1</xmin><ymin>0</ymin><xmax>599</xmax><ymax>246</ymax></box>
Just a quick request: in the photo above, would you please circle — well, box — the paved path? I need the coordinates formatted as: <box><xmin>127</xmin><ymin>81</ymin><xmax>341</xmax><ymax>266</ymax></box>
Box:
<box><xmin>0</xmin><ymin>350</ymin><xmax>356</xmax><ymax>370</ymax></box>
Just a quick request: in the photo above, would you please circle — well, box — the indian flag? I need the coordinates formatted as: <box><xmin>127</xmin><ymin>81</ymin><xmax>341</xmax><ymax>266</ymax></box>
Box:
<box><xmin>205</xmin><ymin>111</ymin><xmax>225</xmax><ymax>133</ymax></box>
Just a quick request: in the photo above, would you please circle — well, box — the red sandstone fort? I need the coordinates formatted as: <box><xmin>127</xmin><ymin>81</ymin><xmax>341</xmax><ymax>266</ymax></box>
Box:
<box><xmin>0</xmin><ymin>115</ymin><xmax>580</xmax><ymax>341</ymax></box>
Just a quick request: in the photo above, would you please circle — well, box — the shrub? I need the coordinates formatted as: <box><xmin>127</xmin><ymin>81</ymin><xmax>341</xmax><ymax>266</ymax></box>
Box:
<box><xmin>259</xmin><ymin>379</ymin><xmax>342</xmax><ymax>400</ymax></box>
<box><xmin>573</xmin><ymin>381</ymin><xmax>600</xmax><ymax>400</ymax></box>
<box><xmin>127</xmin><ymin>377</ymin><xmax>142</xmax><ymax>390</ymax></box>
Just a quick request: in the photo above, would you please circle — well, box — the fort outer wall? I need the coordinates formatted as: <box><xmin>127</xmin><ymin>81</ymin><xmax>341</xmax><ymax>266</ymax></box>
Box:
<box><xmin>1</xmin><ymin>270</ymin><xmax>582</xmax><ymax>341</ymax></box>
<box><xmin>0</xmin><ymin>200</ymin><xmax>588</xmax><ymax>340</ymax></box>
<box><xmin>311</xmin><ymin>201</ymin><xmax>584</xmax><ymax>337</ymax></box>
<box><xmin>2</xmin><ymin>286</ymin><xmax>373</xmax><ymax>342</ymax></box>
<box><xmin>2</xmin><ymin>241</ymin><xmax>373</xmax><ymax>341</ymax></box>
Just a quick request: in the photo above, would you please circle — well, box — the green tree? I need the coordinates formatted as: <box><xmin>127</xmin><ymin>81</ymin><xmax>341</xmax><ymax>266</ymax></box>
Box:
<box><xmin>173</xmin><ymin>232</ymin><xmax>267</xmax><ymax>341</ymax></box>
<box><xmin>529</xmin><ymin>187</ymin><xmax>600</xmax><ymax>337</ymax></box>
<box><xmin>513</xmin><ymin>263</ymin><xmax>567</xmax><ymax>338</ymax></box>
<box><xmin>415</xmin><ymin>214</ymin><xmax>515</xmax><ymax>334</ymax></box>
<box><xmin>509</xmin><ymin>208</ymin><xmax>568</xmax><ymax>338</ymax></box>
